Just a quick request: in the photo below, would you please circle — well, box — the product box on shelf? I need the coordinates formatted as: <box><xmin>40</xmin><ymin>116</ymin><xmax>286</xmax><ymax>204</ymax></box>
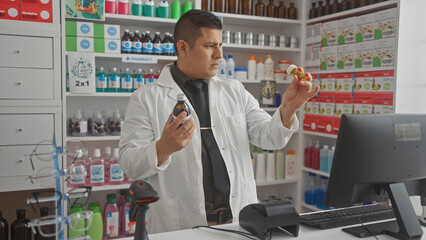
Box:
<box><xmin>320</xmin><ymin>46</ymin><xmax>337</xmax><ymax>70</ymax></box>
<box><xmin>0</xmin><ymin>0</ymin><xmax>19</xmax><ymax>4</ymax></box>
<box><xmin>304</xmin><ymin>97</ymin><xmax>320</xmax><ymax>120</ymax></box>
<box><xmin>337</xmin><ymin>44</ymin><xmax>355</xmax><ymax>70</ymax></box>
<box><xmin>304</xmin><ymin>47</ymin><xmax>312</xmax><ymax>71</ymax></box>
<box><xmin>21</xmin><ymin>5</ymin><xmax>52</xmax><ymax>23</ymax></box>
<box><xmin>311</xmin><ymin>74</ymin><xmax>320</xmax><ymax>94</ymax></box>
<box><xmin>94</xmin><ymin>38</ymin><xmax>120</xmax><ymax>54</ymax></box>
<box><xmin>355</xmin><ymin>41</ymin><xmax>375</xmax><ymax>68</ymax></box>
<box><xmin>306</xmin><ymin>25</ymin><xmax>313</xmax><ymax>47</ymax></box>
<box><xmin>21</xmin><ymin>0</ymin><xmax>52</xmax><ymax>8</ymax></box>
<box><xmin>334</xmin><ymin>98</ymin><xmax>353</xmax><ymax>120</ymax></box>
<box><xmin>94</xmin><ymin>24</ymin><xmax>121</xmax><ymax>39</ymax></box>
<box><xmin>0</xmin><ymin>3</ymin><xmax>20</xmax><ymax>20</ymax></box>
<box><xmin>66</xmin><ymin>36</ymin><xmax>94</xmax><ymax>52</ymax></box>
<box><xmin>356</xmin><ymin>12</ymin><xmax>375</xmax><ymax>42</ymax></box>
<box><xmin>319</xmin><ymin>73</ymin><xmax>335</xmax><ymax>98</ymax></box>
<box><xmin>373</xmin><ymin>37</ymin><xmax>396</xmax><ymax>67</ymax></box>
<box><xmin>66</xmin><ymin>21</ymin><xmax>94</xmax><ymax>37</ymax></box>
<box><xmin>312</xmin><ymin>47</ymin><xmax>321</xmax><ymax>72</ymax></box>
<box><xmin>303</xmin><ymin>118</ymin><xmax>318</xmax><ymax>132</ymax></box>
<box><xmin>318</xmin><ymin>97</ymin><xmax>335</xmax><ymax>121</ymax></box>
<box><xmin>334</xmin><ymin>73</ymin><xmax>353</xmax><ymax>99</ymax></box>
<box><xmin>373</xmin><ymin>99</ymin><xmax>394</xmax><ymax>114</ymax></box>
<box><xmin>332</xmin><ymin>119</ymin><xmax>340</xmax><ymax>135</ymax></box>
<box><xmin>313</xmin><ymin>23</ymin><xmax>322</xmax><ymax>48</ymax></box>
<box><xmin>317</xmin><ymin>119</ymin><xmax>334</xmax><ymax>134</ymax></box>
<box><xmin>353</xmin><ymin>98</ymin><xmax>373</xmax><ymax>114</ymax></box>
<box><xmin>338</xmin><ymin>17</ymin><xmax>356</xmax><ymax>45</ymax></box>
<box><xmin>374</xmin><ymin>8</ymin><xmax>397</xmax><ymax>40</ymax></box>
<box><xmin>372</xmin><ymin>70</ymin><xmax>394</xmax><ymax>99</ymax></box>
<box><xmin>321</xmin><ymin>20</ymin><xmax>338</xmax><ymax>47</ymax></box>
<box><xmin>354</xmin><ymin>72</ymin><xmax>374</xmax><ymax>99</ymax></box>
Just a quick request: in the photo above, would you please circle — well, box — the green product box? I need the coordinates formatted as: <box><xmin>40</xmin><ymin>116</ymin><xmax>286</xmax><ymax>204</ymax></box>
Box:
<box><xmin>94</xmin><ymin>24</ymin><xmax>105</xmax><ymax>39</ymax></box>
<box><xmin>94</xmin><ymin>38</ymin><xmax>105</xmax><ymax>53</ymax></box>
<box><xmin>94</xmin><ymin>23</ymin><xmax>121</xmax><ymax>39</ymax></box>
<box><xmin>66</xmin><ymin>36</ymin><xmax>94</xmax><ymax>52</ymax></box>
<box><xmin>65</xmin><ymin>21</ymin><xmax>77</xmax><ymax>37</ymax></box>
<box><xmin>66</xmin><ymin>36</ymin><xmax>77</xmax><ymax>51</ymax></box>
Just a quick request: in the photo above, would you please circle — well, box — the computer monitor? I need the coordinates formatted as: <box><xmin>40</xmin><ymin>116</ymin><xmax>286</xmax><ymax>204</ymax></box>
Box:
<box><xmin>325</xmin><ymin>114</ymin><xmax>426</xmax><ymax>240</ymax></box>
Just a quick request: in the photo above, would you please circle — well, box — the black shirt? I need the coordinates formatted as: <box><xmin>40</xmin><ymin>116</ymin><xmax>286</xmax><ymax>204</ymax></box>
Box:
<box><xmin>170</xmin><ymin>62</ymin><xmax>230</xmax><ymax>214</ymax></box>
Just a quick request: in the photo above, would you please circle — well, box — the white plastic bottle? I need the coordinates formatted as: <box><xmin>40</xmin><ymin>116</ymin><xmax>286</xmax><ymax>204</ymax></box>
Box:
<box><xmin>108</xmin><ymin>148</ymin><xmax>124</xmax><ymax>185</ymax></box>
<box><xmin>255</xmin><ymin>149</ymin><xmax>265</xmax><ymax>182</ymax></box>
<box><xmin>217</xmin><ymin>55</ymin><xmax>227</xmax><ymax>78</ymax></box>
<box><xmin>70</xmin><ymin>109</ymin><xmax>88</xmax><ymax>136</ymax></box>
<box><xmin>266</xmin><ymin>150</ymin><xmax>275</xmax><ymax>182</ymax></box>
<box><xmin>247</xmin><ymin>55</ymin><xmax>256</xmax><ymax>81</ymax></box>
<box><xmin>264</xmin><ymin>55</ymin><xmax>274</xmax><ymax>80</ymax></box>
<box><xmin>275</xmin><ymin>149</ymin><xmax>284</xmax><ymax>180</ymax></box>
<box><xmin>226</xmin><ymin>55</ymin><xmax>235</xmax><ymax>79</ymax></box>
<box><xmin>90</xmin><ymin>149</ymin><xmax>105</xmax><ymax>186</ymax></box>
<box><xmin>285</xmin><ymin>150</ymin><xmax>296</xmax><ymax>179</ymax></box>
<box><xmin>68</xmin><ymin>149</ymin><xmax>87</xmax><ymax>188</ymax></box>
<box><xmin>256</xmin><ymin>57</ymin><xmax>265</xmax><ymax>81</ymax></box>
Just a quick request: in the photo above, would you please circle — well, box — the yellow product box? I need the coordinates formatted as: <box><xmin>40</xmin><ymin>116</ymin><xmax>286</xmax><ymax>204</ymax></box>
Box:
<box><xmin>354</xmin><ymin>72</ymin><xmax>374</xmax><ymax>99</ymax></box>
<box><xmin>356</xmin><ymin>13</ymin><xmax>375</xmax><ymax>42</ymax></box>
<box><xmin>334</xmin><ymin>99</ymin><xmax>353</xmax><ymax>118</ymax></box>
<box><xmin>355</xmin><ymin>41</ymin><xmax>375</xmax><ymax>68</ymax></box>
<box><xmin>311</xmin><ymin>74</ymin><xmax>320</xmax><ymax>93</ymax></box>
<box><xmin>372</xmin><ymin>70</ymin><xmax>395</xmax><ymax>99</ymax></box>
<box><xmin>321</xmin><ymin>20</ymin><xmax>338</xmax><ymax>47</ymax></box>
<box><xmin>337</xmin><ymin>44</ymin><xmax>356</xmax><ymax>70</ymax></box>
<box><xmin>353</xmin><ymin>99</ymin><xmax>373</xmax><ymax>114</ymax></box>
<box><xmin>373</xmin><ymin>37</ymin><xmax>396</xmax><ymax>67</ymax></box>
<box><xmin>319</xmin><ymin>73</ymin><xmax>336</xmax><ymax>98</ymax></box>
<box><xmin>373</xmin><ymin>99</ymin><xmax>394</xmax><ymax>114</ymax></box>
<box><xmin>320</xmin><ymin>46</ymin><xmax>337</xmax><ymax>70</ymax></box>
<box><xmin>338</xmin><ymin>17</ymin><xmax>356</xmax><ymax>45</ymax></box>
<box><xmin>304</xmin><ymin>98</ymin><xmax>320</xmax><ymax>119</ymax></box>
<box><xmin>374</xmin><ymin>8</ymin><xmax>397</xmax><ymax>40</ymax></box>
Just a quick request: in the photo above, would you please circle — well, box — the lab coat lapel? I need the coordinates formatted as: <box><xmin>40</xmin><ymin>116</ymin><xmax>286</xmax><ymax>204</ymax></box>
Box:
<box><xmin>208</xmin><ymin>77</ymin><xmax>222</xmax><ymax>115</ymax></box>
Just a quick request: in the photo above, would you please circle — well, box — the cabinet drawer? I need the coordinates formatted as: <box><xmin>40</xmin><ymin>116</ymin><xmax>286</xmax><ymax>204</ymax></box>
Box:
<box><xmin>0</xmin><ymin>35</ymin><xmax>53</xmax><ymax>68</ymax></box>
<box><xmin>0</xmin><ymin>68</ymin><xmax>54</xmax><ymax>100</ymax></box>
<box><xmin>0</xmin><ymin>145</ymin><xmax>53</xmax><ymax>178</ymax></box>
<box><xmin>0</xmin><ymin>114</ymin><xmax>54</xmax><ymax>145</ymax></box>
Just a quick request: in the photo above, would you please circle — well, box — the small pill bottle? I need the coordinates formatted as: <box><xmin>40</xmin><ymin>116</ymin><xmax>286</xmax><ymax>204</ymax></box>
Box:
<box><xmin>287</xmin><ymin>64</ymin><xmax>308</xmax><ymax>81</ymax></box>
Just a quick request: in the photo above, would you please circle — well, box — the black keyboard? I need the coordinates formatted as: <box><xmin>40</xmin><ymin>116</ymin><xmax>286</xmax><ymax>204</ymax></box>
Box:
<box><xmin>299</xmin><ymin>204</ymin><xmax>395</xmax><ymax>229</ymax></box>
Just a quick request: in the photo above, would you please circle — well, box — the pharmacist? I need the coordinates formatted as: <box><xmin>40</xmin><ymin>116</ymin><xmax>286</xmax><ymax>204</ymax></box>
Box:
<box><xmin>119</xmin><ymin>9</ymin><xmax>319</xmax><ymax>233</ymax></box>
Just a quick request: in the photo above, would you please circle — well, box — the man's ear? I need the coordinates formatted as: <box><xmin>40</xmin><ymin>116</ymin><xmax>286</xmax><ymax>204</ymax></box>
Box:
<box><xmin>176</xmin><ymin>40</ymin><xmax>188</xmax><ymax>57</ymax></box>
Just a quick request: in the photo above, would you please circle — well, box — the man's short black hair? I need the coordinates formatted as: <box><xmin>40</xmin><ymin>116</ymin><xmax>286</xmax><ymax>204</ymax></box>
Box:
<box><xmin>174</xmin><ymin>9</ymin><xmax>222</xmax><ymax>48</ymax></box>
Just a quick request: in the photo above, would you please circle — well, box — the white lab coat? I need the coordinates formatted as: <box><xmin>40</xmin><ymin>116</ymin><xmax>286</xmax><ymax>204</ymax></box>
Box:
<box><xmin>119</xmin><ymin>64</ymin><xmax>298</xmax><ymax>233</ymax></box>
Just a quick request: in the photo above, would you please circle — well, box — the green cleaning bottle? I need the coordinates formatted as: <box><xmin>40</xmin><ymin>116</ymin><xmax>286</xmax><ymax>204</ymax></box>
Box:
<box><xmin>68</xmin><ymin>203</ymin><xmax>85</xmax><ymax>238</ymax></box>
<box><xmin>87</xmin><ymin>202</ymin><xmax>103</xmax><ymax>240</ymax></box>
<box><xmin>171</xmin><ymin>0</ymin><xmax>181</xmax><ymax>19</ymax></box>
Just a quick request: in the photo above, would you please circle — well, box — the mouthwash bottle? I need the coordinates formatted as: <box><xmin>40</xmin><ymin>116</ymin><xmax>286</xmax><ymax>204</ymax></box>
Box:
<box><xmin>121</xmin><ymin>29</ymin><xmax>132</xmax><ymax>54</ymax></box>
<box><xmin>108</xmin><ymin>148</ymin><xmax>124</xmax><ymax>185</ymax></box>
<box><xmin>108</xmin><ymin>109</ymin><xmax>123</xmax><ymax>136</ymax></box>
<box><xmin>104</xmin><ymin>146</ymin><xmax>112</xmax><ymax>185</ymax></box>
<box><xmin>133</xmin><ymin>68</ymin><xmax>144</xmax><ymax>91</ymax></box>
<box><xmin>172</xmin><ymin>93</ymin><xmax>191</xmax><ymax>125</ymax></box>
<box><xmin>153</xmin><ymin>32</ymin><xmax>163</xmax><ymax>55</ymax></box>
<box><xmin>143</xmin><ymin>0</ymin><xmax>155</xmax><ymax>16</ymax></box>
<box><xmin>121</xmin><ymin>68</ymin><xmax>133</xmax><ymax>92</ymax></box>
<box><xmin>142</xmin><ymin>31</ymin><xmax>153</xmax><ymax>54</ymax></box>
<box><xmin>96</xmin><ymin>67</ymin><xmax>108</xmax><ymax>92</ymax></box>
<box><xmin>69</xmin><ymin>109</ymin><xmax>88</xmax><ymax>136</ymax></box>
<box><xmin>131</xmin><ymin>0</ymin><xmax>143</xmax><ymax>16</ymax></box>
<box><xmin>145</xmin><ymin>68</ymin><xmax>155</xmax><ymax>84</ymax></box>
<box><xmin>104</xmin><ymin>194</ymin><xmax>120</xmax><ymax>239</ymax></box>
<box><xmin>87</xmin><ymin>202</ymin><xmax>103</xmax><ymax>240</ymax></box>
<box><xmin>132</xmin><ymin>30</ymin><xmax>142</xmax><ymax>54</ymax></box>
<box><xmin>108</xmin><ymin>67</ymin><xmax>121</xmax><ymax>92</ymax></box>
<box><xmin>68</xmin><ymin>149</ymin><xmax>87</xmax><ymax>188</ymax></box>
<box><xmin>122</xmin><ymin>195</ymin><xmax>134</xmax><ymax>236</ymax></box>
<box><xmin>91</xmin><ymin>112</ymin><xmax>107</xmax><ymax>136</ymax></box>
<box><xmin>157</xmin><ymin>0</ymin><xmax>169</xmax><ymax>18</ymax></box>
<box><xmin>90</xmin><ymin>149</ymin><xmax>105</xmax><ymax>186</ymax></box>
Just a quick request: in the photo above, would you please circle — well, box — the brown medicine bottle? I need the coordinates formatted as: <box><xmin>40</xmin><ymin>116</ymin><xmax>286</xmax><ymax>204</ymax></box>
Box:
<box><xmin>214</xmin><ymin>0</ymin><xmax>225</xmax><ymax>12</ymax></box>
<box><xmin>341</xmin><ymin>0</ymin><xmax>350</xmax><ymax>11</ymax></box>
<box><xmin>309</xmin><ymin>2</ymin><xmax>317</xmax><ymax>19</ymax></box>
<box><xmin>266</xmin><ymin>0</ymin><xmax>275</xmax><ymax>17</ymax></box>
<box><xmin>202</xmin><ymin>0</ymin><xmax>210</xmax><ymax>11</ymax></box>
<box><xmin>241</xmin><ymin>0</ymin><xmax>252</xmax><ymax>15</ymax></box>
<box><xmin>350</xmin><ymin>0</ymin><xmax>358</xmax><ymax>9</ymax></box>
<box><xmin>254</xmin><ymin>0</ymin><xmax>265</xmax><ymax>16</ymax></box>
<box><xmin>324</xmin><ymin>0</ymin><xmax>332</xmax><ymax>15</ymax></box>
<box><xmin>276</xmin><ymin>1</ymin><xmax>286</xmax><ymax>18</ymax></box>
<box><xmin>287</xmin><ymin>2</ymin><xmax>297</xmax><ymax>19</ymax></box>
<box><xmin>227</xmin><ymin>0</ymin><xmax>239</xmax><ymax>14</ymax></box>
<box><xmin>359</xmin><ymin>0</ymin><xmax>371</xmax><ymax>7</ymax></box>
<box><xmin>332</xmin><ymin>0</ymin><xmax>340</xmax><ymax>13</ymax></box>
<box><xmin>317</xmin><ymin>1</ymin><xmax>325</xmax><ymax>17</ymax></box>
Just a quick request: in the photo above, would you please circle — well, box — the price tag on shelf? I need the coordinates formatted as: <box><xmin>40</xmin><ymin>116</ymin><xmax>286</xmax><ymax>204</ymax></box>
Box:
<box><xmin>122</xmin><ymin>55</ymin><xmax>158</xmax><ymax>64</ymax></box>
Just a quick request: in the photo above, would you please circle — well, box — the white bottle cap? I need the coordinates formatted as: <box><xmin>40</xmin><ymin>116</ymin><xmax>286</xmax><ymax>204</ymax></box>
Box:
<box><xmin>177</xmin><ymin>93</ymin><xmax>186</xmax><ymax>101</ymax></box>
<box><xmin>286</xmin><ymin>64</ymin><xmax>297</xmax><ymax>74</ymax></box>
<box><xmin>113</xmin><ymin>148</ymin><xmax>119</xmax><ymax>158</ymax></box>
<box><xmin>93</xmin><ymin>149</ymin><xmax>101</xmax><ymax>158</ymax></box>
<box><xmin>332</xmin><ymin>146</ymin><xmax>335</xmax><ymax>150</ymax></box>
<box><xmin>324</xmin><ymin>145</ymin><xmax>329</xmax><ymax>149</ymax></box>
<box><xmin>105</xmin><ymin>147</ymin><xmax>111</xmax><ymax>156</ymax></box>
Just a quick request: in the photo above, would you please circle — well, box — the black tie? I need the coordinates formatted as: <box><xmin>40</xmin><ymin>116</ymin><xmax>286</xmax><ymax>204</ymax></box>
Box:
<box><xmin>187</xmin><ymin>80</ymin><xmax>230</xmax><ymax>195</ymax></box>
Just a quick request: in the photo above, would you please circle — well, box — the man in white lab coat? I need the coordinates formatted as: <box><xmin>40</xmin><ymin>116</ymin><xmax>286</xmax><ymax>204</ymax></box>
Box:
<box><xmin>119</xmin><ymin>10</ymin><xmax>319</xmax><ymax>233</ymax></box>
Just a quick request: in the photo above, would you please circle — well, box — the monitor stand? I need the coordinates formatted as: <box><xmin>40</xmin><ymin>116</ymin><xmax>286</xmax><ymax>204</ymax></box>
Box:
<box><xmin>342</xmin><ymin>183</ymin><xmax>423</xmax><ymax>240</ymax></box>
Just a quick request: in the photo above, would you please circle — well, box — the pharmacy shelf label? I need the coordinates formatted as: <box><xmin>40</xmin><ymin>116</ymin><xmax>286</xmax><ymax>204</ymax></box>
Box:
<box><xmin>122</xmin><ymin>55</ymin><xmax>158</xmax><ymax>64</ymax></box>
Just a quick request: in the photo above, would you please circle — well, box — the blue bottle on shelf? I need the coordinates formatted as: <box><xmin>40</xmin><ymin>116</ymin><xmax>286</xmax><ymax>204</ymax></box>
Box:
<box><xmin>319</xmin><ymin>145</ymin><xmax>329</xmax><ymax>172</ymax></box>
<box><xmin>304</xmin><ymin>173</ymin><xmax>317</xmax><ymax>205</ymax></box>
<box><xmin>316</xmin><ymin>176</ymin><xmax>329</xmax><ymax>210</ymax></box>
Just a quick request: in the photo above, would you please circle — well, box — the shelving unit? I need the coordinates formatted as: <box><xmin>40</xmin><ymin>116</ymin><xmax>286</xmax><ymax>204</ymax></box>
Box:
<box><xmin>303</xmin><ymin>131</ymin><xmax>337</xmax><ymax>139</ymax></box>
<box><xmin>310</xmin><ymin>66</ymin><xmax>396</xmax><ymax>75</ymax></box>
<box><xmin>302</xmin><ymin>167</ymin><xmax>330</xmax><ymax>178</ymax></box>
<box><xmin>223</xmin><ymin>43</ymin><xmax>301</xmax><ymax>53</ymax></box>
<box><xmin>213</xmin><ymin>12</ymin><xmax>302</xmax><ymax>28</ymax></box>
<box><xmin>256</xmin><ymin>178</ymin><xmax>298</xmax><ymax>187</ymax></box>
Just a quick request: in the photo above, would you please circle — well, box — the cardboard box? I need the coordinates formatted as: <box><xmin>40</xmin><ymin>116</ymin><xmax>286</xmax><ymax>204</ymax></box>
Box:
<box><xmin>317</xmin><ymin>120</ymin><xmax>334</xmax><ymax>134</ymax></box>
<box><xmin>66</xmin><ymin>36</ymin><xmax>94</xmax><ymax>52</ymax></box>
<box><xmin>66</xmin><ymin>21</ymin><xmax>94</xmax><ymax>37</ymax></box>
<box><xmin>0</xmin><ymin>3</ymin><xmax>20</xmax><ymax>20</ymax></box>
<box><xmin>0</xmin><ymin>0</ymin><xmax>19</xmax><ymax>5</ymax></box>
<box><xmin>321</xmin><ymin>20</ymin><xmax>338</xmax><ymax>47</ymax></box>
<box><xmin>304</xmin><ymin>97</ymin><xmax>320</xmax><ymax>119</ymax></box>
<box><xmin>21</xmin><ymin>0</ymin><xmax>52</xmax><ymax>8</ymax></box>
<box><xmin>373</xmin><ymin>37</ymin><xmax>396</xmax><ymax>67</ymax></box>
<box><xmin>94</xmin><ymin>38</ymin><xmax>120</xmax><ymax>54</ymax></box>
<box><xmin>21</xmin><ymin>5</ymin><xmax>51</xmax><ymax>22</ymax></box>
<box><xmin>306</xmin><ymin>25</ymin><xmax>313</xmax><ymax>47</ymax></box>
<box><xmin>313</xmin><ymin>23</ymin><xmax>322</xmax><ymax>48</ymax></box>
<box><xmin>374</xmin><ymin>8</ymin><xmax>397</xmax><ymax>40</ymax></box>
<box><xmin>355</xmin><ymin>41</ymin><xmax>375</xmax><ymax>68</ymax></box>
<box><xmin>334</xmin><ymin>73</ymin><xmax>353</xmax><ymax>99</ymax></box>
<box><xmin>332</xmin><ymin>119</ymin><xmax>341</xmax><ymax>135</ymax></box>
<box><xmin>304</xmin><ymin>47</ymin><xmax>312</xmax><ymax>72</ymax></box>
<box><xmin>311</xmin><ymin>74</ymin><xmax>320</xmax><ymax>95</ymax></box>
<box><xmin>94</xmin><ymin>24</ymin><xmax>121</xmax><ymax>39</ymax></box>
<box><xmin>303</xmin><ymin>118</ymin><xmax>318</xmax><ymax>132</ymax></box>
<box><xmin>372</xmin><ymin>70</ymin><xmax>394</xmax><ymax>99</ymax></box>
<box><xmin>356</xmin><ymin>13</ymin><xmax>375</xmax><ymax>42</ymax></box>
<box><xmin>334</xmin><ymin>98</ymin><xmax>353</xmax><ymax>121</ymax></box>
<box><xmin>320</xmin><ymin>46</ymin><xmax>337</xmax><ymax>70</ymax></box>
<box><xmin>337</xmin><ymin>44</ymin><xmax>355</xmax><ymax>70</ymax></box>
<box><xmin>312</xmin><ymin>47</ymin><xmax>321</xmax><ymax>72</ymax></box>
<box><xmin>353</xmin><ymin>98</ymin><xmax>373</xmax><ymax>114</ymax></box>
<box><xmin>373</xmin><ymin>99</ymin><xmax>394</xmax><ymax>114</ymax></box>
<box><xmin>338</xmin><ymin>17</ymin><xmax>356</xmax><ymax>45</ymax></box>
<box><xmin>354</xmin><ymin>72</ymin><xmax>374</xmax><ymax>99</ymax></box>
<box><xmin>318</xmin><ymin>97</ymin><xmax>335</xmax><ymax>121</ymax></box>
<box><xmin>319</xmin><ymin>73</ymin><xmax>335</xmax><ymax>98</ymax></box>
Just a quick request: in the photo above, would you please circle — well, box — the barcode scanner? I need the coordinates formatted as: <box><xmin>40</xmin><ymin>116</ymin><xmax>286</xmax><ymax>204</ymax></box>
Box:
<box><xmin>129</xmin><ymin>180</ymin><xmax>159</xmax><ymax>240</ymax></box>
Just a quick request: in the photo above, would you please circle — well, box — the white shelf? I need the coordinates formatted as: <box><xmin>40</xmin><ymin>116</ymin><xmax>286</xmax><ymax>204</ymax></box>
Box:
<box><xmin>239</xmin><ymin>79</ymin><xmax>292</xmax><ymax>84</ymax></box>
<box><xmin>65</xmin><ymin>52</ymin><xmax>177</xmax><ymax>61</ymax></box>
<box><xmin>223</xmin><ymin>43</ymin><xmax>301</xmax><ymax>53</ymax></box>
<box><xmin>256</xmin><ymin>178</ymin><xmax>298</xmax><ymax>187</ymax></box>
<box><xmin>213</xmin><ymin>12</ymin><xmax>302</xmax><ymax>28</ymax></box>
<box><xmin>105</xmin><ymin>13</ymin><xmax>177</xmax><ymax>27</ymax></box>
<box><xmin>306</xmin><ymin>0</ymin><xmax>398</xmax><ymax>24</ymax></box>
<box><xmin>302</xmin><ymin>167</ymin><xmax>330</xmax><ymax>178</ymax></box>
<box><xmin>262</xmin><ymin>107</ymin><xmax>278</xmax><ymax>112</ymax></box>
<box><xmin>66</xmin><ymin>92</ymin><xmax>132</xmax><ymax>97</ymax></box>
<box><xmin>116</xmin><ymin>237</ymin><xmax>133</xmax><ymax>240</ymax></box>
<box><xmin>303</xmin><ymin>131</ymin><xmax>338</xmax><ymax>139</ymax></box>
<box><xmin>91</xmin><ymin>184</ymin><xmax>131</xmax><ymax>192</ymax></box>
<box><xmin>310</xmin><ymin>66</ymin><xmax>396</xmax><ymax>75</ymax></box>
<box><xmin>301</xmin><ymin>202</ymin><xmax>321</xmax><ymax>212</ymax></box>
<box><xmin>66</xmin><ymin>136</ymin><xmax>121</xmax><ymax>142</ymax></box>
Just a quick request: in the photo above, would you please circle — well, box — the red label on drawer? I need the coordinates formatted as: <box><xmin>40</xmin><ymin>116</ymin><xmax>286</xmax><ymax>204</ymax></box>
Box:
<box><xmin>21</xmin><ymin>0</ymin><xmax>52</xmax><ymax>8</ymax></box>
<box><xmin>0</xmin><ymin>3</ymin><xmax>20</xmax><ymax>20</ymax></box>
<box><xmin>21</xmin><ymin>5</ymin><xmax>52</xmax><ymax>23</ymax></box>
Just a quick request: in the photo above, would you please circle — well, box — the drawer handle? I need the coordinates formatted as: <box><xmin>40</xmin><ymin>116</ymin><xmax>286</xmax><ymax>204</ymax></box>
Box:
<box><xmin>17</xmin><ymin>128</ymin><xmax>23</xmax><ymax>132</ymax></box>
<box><xmin>15</xmin><ymin>49</ymin><xmax>21</xmax><ymax>54</ymax></box>
<box><xmin>16</xmin><ymin>81</ymin><xmax>23</xmax><ymax>86</ymax></box>
<box><xmin>17</xmin><ymin>160</ymin><xmax>23</xmax><ymax>164</ymax></box>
